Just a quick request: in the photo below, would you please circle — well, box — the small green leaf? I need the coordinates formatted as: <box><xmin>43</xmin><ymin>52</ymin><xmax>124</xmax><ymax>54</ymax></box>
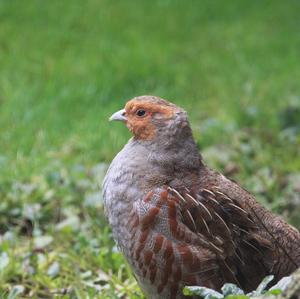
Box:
<box><xmin>8</xmin><ymin>285</ymin><xmax>25</xmax><ymax>299</ymax></box>
<box><xmin>47</xmin><ymin>261</ymin><xmax>60</xmax><ymax>277</ymax></box>
<box><xmin>33</xmin><ymin>235</ymin><xmax>53</xmax><ymax>249</ymax></box>
<box><xmin>266</xmin><ymin>289</ymin><xmax>282</xmax><ymax>295</ymax></box>
<box><xmin>183</xmin><ymin>286</ymin><xmax>223</xmax><ymax>298</ymax></box>
<box><xmin>225</xmin><ymin>295</ymin><xmax>249</xmax><ymax>299</ymax></box>
<box><xmin>0</xmin><ymin>252</ymin><xmax>9</xmax><ymax>270</ymax></box>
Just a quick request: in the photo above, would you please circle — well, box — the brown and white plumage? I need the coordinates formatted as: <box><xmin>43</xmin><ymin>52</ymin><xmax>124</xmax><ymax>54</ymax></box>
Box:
<box><xmin>103</xmin><ymin>95</ymin><xmax>300</xmax><ymax>299</ymax></box>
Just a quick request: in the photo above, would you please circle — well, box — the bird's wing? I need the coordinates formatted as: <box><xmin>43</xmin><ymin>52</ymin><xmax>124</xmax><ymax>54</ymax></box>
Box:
<box><xmin>129</xmin><ymin>186</ymin><xmax>275</xmax><ymax>295</ymax></box>
<box><xmin>171</xmin><ymin>186</ymin><xmax>276</xmax><ymax>291</ymax></box>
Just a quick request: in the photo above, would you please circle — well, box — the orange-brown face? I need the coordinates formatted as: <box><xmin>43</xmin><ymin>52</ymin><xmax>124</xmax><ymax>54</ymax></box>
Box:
<box><xmin>110</xmin><ymin>98</ymin><xmax>178</xmax><ymax>140</ymax></box>
<box><xmin>124</xmin><ymin>100</ymin><xmax>176</xmax><ymax>140</ymax></box>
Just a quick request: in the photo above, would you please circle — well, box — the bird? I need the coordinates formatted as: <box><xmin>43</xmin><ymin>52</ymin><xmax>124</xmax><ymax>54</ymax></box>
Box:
<box><xmin>103</xmin><ymin>95</ymin><xmax>300</xmax><ymax>299</ymax></box>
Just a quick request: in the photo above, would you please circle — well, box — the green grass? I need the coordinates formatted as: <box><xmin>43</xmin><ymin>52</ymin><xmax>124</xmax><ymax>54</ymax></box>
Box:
<box><xmin>0</xmin><ymin>0</ymin><xmax>300</xmax><ymax>298</ymax></box>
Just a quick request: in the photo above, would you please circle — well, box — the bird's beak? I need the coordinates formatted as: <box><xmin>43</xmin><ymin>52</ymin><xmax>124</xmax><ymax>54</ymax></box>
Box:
<box><xmin>109</xmin><ymin>109</ymin><xmax>127</xmax><ymax>122</ymax></box>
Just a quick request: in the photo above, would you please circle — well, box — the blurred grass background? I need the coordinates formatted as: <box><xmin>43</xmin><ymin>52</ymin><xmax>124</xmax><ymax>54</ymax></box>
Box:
<box><xmin>0</xmin><ymin>0</ymin><xmax>300</xmax><ymax>298</ymax></box>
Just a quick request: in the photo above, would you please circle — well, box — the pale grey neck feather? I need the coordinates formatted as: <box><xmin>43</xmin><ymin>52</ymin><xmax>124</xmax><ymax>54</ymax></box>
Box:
<box><xmin>104</xmin><ymin>119</ymin><xmax>202</xmax><ymax>195</ymax></box>
<box><xmin>102</xmin><ymin>114</ymin><xmax>203</xmax><ymax>249</ymax></box>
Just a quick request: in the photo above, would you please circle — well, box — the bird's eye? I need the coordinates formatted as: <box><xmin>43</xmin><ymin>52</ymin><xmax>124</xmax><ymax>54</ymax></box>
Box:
<box><xmin>136</xmin><ymin>109</ymin><xmax>146</xmax><ymax>117</ymax></box>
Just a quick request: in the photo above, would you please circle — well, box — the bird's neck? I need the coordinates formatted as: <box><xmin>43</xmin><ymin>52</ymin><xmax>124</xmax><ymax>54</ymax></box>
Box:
<box><xmin>127</xmin><ymin>129</ymin><xmax>203</xmax><ymax>188</ymax></box>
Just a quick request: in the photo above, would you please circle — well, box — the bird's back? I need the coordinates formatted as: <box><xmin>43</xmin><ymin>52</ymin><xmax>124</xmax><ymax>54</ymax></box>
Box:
<box><xmin>197</xmin><ymin>166</ymin><xmax>300</xmax><ymax>285</ymax></box>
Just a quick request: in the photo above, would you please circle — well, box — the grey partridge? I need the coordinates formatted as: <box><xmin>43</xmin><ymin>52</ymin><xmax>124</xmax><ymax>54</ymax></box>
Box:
<box><xmin>103</xmin><ymin>95</ymin><xmax>300</xmax><ymax>299</ymax></box>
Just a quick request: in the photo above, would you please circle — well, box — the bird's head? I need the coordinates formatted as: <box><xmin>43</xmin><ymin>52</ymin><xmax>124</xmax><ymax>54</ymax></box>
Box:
<box><xmin>109</xmin><ymin>95</ymin><xmax>189</xmax><ymax>141</ymax></box>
